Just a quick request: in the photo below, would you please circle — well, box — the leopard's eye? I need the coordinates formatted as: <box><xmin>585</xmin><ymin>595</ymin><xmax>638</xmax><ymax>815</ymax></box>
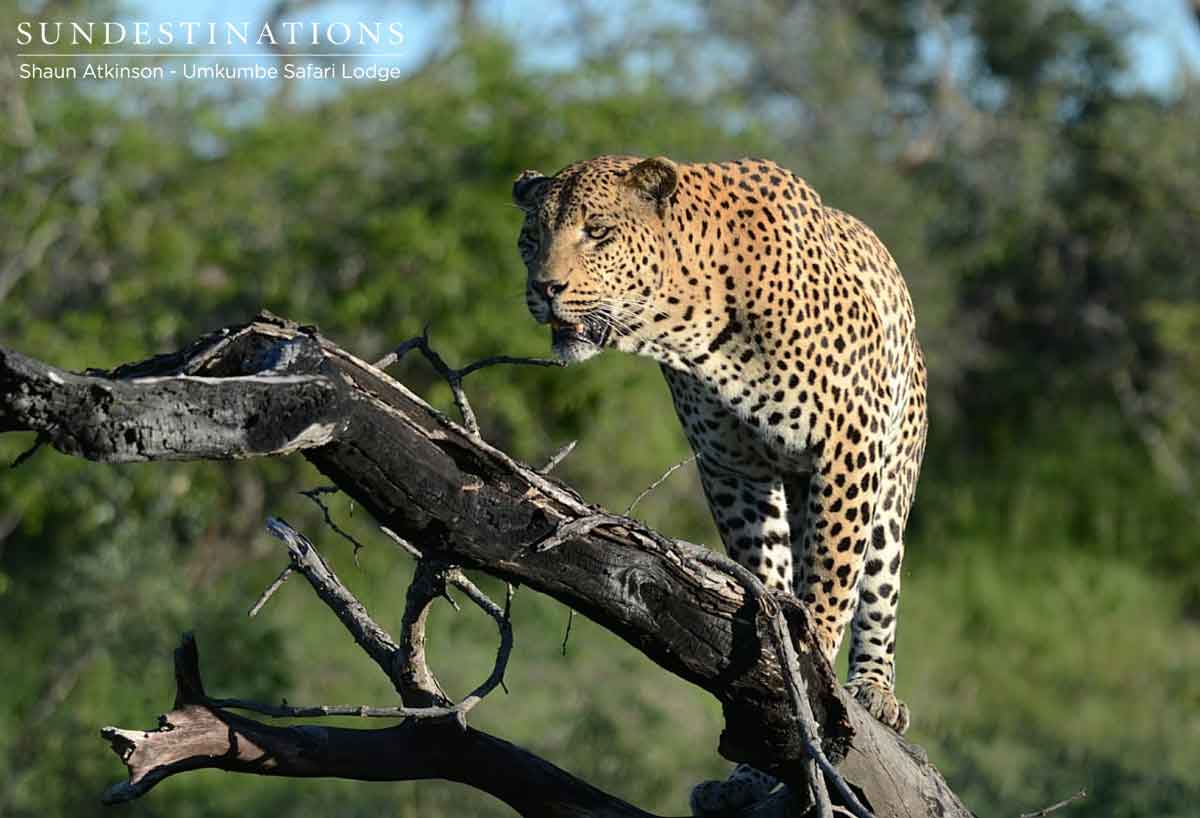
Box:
<box><xmin>518</xmin><ymin>229</ymin><xmax>540</xmax><ymax>260</ymax></box>
<box><xmin>585</xmin><ymin>224</ymin><xmax>611</xmax><ymax>241</ymax></box>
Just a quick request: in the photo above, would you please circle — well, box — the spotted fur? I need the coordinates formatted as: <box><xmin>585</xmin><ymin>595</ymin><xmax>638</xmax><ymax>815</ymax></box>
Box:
<box><xmin>513</xmin><ymin>155</ymin><xmax>926</xmax><ymax>737</ymax></box>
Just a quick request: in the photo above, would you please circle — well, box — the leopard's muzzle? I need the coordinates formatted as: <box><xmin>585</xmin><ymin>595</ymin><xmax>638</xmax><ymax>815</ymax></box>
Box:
<box><xmin>548</xmin><ymin>312</ymin><xmax>611</xmax><ymax>362</ymax></box>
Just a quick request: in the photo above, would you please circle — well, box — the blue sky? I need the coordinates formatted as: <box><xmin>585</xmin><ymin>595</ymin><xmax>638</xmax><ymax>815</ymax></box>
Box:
<box><xmin>113</xmin><ymin>0</ymin><xmax>1200</xmax><ymax>91</ymax></box>
<box><xmin>1103</xmin><ymin>0</ymin><xmax>1200</xmax><ymax>87</ymax></box>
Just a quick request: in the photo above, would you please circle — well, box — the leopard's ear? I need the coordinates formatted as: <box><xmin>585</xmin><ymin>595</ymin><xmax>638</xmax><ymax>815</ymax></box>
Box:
<box><xmin>625</xmin><ymin>156</ymin><xmax>678</xmax><ymax>211</ymax></box>
<box><xmin>512</xmin><ymin>170</ymin><xmax>550</xmax><ymax>212</ymax></box>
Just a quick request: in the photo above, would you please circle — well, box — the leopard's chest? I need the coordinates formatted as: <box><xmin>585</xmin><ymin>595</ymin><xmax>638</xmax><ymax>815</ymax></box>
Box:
<box><xmin>662</xmin><ymin>364</ymin><xmax>816</xmax><ymax>476</ymax></box>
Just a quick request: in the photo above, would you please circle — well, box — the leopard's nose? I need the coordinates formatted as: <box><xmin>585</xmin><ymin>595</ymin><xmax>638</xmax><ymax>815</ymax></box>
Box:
<box><xmin>530</xmin><ymin>280</ymin><xmax>568</xmax><ymax>300</ymax></box>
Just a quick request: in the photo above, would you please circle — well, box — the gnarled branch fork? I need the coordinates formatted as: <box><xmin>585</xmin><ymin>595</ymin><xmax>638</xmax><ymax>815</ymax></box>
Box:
<box><xmin>100</xmin><ymin>635</ymin><xmax>657</xmax><ymax>818</ymax></box>
<box><xmin>0</xmin><ymin>312</ymin><xmax>973</xmax><ymax>818</ymax></box>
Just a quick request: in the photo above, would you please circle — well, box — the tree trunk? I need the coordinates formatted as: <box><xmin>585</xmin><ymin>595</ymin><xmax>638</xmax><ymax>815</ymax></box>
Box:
<box><xmin>0</xmin><ymin>312</ymin><xmax>974</xmax><ymax>818</ymax></box>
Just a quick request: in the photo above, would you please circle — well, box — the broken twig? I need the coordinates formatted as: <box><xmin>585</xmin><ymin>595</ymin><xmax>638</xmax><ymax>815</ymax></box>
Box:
<box><xmin>300</xmin><ymin>485</ymin><xmax>368</xmax><ymax>562</ymax></box>
<box><xmin>248</xmin><ymin>565</ymin><xmax>294</xmax><ymax>617</ymax></box>
<box><xmin>539</xmin><ymin>440</ymin><xmax>577</xmax><ymax>474</ymax></box>
<box><xmin>625</xmin><ymin>454</ymin><xmax>697</xmax><ymax>514</ymax></box>
<box><xmin>375</xmin><ymin>326</ymin><xmax>564</xmax><ymax>436</ymax></box>
<box><xmin>1019</xmin><ymin>789</ymin><xmax>1088</xmax><ymax>818</ymax></box>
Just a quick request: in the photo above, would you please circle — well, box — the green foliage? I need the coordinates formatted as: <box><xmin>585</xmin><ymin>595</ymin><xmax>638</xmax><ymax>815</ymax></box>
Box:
<box><xmin>903</xmin><ymin>546</ymin><xmax>1200</xmax><ymax>817</ymax></box>
<box><xmin>1</xmin><ymin>2</ymin><xmax>1198</xmax><ymax>816</ymax></box>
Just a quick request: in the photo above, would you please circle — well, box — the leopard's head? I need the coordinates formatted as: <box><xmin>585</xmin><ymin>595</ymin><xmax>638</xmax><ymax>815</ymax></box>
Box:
<box><xmin>513</xmin><ymin>155</ymin><xmax>678</xmax><ymax>363</ymax></box>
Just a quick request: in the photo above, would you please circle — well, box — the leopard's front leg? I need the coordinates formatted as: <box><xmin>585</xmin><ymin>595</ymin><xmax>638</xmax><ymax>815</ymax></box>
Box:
<box><xmin>695</xmin><ymin>456</ymin><xmax>794</xmax><ymax>593</ymax></box>
<box><xmin>795</xmin><ymin>436</ymin><xmax>910</xmax><ymax>733</ymax></box>
<box><xmin>662</xmin><ymin>367</ymin><xmax>795</xmax><ymax>593</ymax></box>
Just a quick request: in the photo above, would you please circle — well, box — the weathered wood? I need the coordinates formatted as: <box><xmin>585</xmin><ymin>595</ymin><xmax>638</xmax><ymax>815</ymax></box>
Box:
<box><xmin>0</xmin><ymin>327</ymin><xmax>342</xmax><ymax>461</ymax></box>
<box><xmin>101</xmin><ymin>635</ymin><xmax>659</xmax><ymax>818</ymax></box>
<box><xmin>0</xmin><ymin>313</ymin><xmax>975</xmax><ymax>818</ymax></box>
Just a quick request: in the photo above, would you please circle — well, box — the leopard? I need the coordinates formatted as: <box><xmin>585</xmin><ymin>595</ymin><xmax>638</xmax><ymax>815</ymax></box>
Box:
<box><xmin>512</xmin><ymin>154</ymin><xmax>927</xmax><ymax>812</ymax></box>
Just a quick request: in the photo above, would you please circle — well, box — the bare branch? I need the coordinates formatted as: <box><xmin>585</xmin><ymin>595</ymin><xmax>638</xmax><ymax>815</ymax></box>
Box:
<box><xmin>626</xmin><ymin>454</ymin><xmax>698</xmax><ymax>514</ymax></box>
<box><xmin>247</xmin><ymin>565</ymin><xmax>293</xmax><ymax>617</ymax></box>
<box><xmin>265</xmin><ymin>519</ymin><xmax>512</xmax><ymax>722</ymax></box>
<box><xmin>379</xmin><ymin>525</ymin><xmax>424</xmax><ymax>560</ymax></box>
<box><xmin>372</xmin><ymin>326</ymin><xmax>438</xmax><ymax>371</ymax></box>
<box><xmin>99</xmin><ymin>635</ymin><xmax>660</xmax><ymax>818</ymax></box>
<box><xmin>207</xmin><ymin>699</ymin><xmax>456</xmax><ymax>719</ymax></box>
<box><xmin>539</xmin><ymin>439</ymin><xmax>577</xmax><ymax>474</ymax></box>
<box><xmin>264</xmin><ymin>517</ymin><xmax>405</xmax><ymax>693</ymax></box>
<box><xmin>445</xmin><ymin>570</ymin><xmax>515</xmax><ymax>710</ymax></box>
<box><xmin>396</xmin><ymin>558</ymin><xmax>454</xmax><ymax>707</ymax></box>
<box><xmin>300</xmin><ymin>484</ymin><xmax>369</xmax><ymax>560</ymax></box>
<box><xmin>0</xmin><ymin>336</ymin><xmax>342</xmax><ymax>462</ymax></box>
<box><xmin>458</xmin><ymin>353</ymin><xmax>566</xmax><ymax>379</ymax></box>
<box><xmin>1018</xmin><ymin>789</ymin><xmax>1088</xmax><ymax>818</ymax></box>
<box><xmin>376</xmin><ymin>328</ymin><xmax>481</xmax><ymax>433</ymax></box>
<box><xmin>375</xmin><ymin>327</ymin><xmax>565</xmax><ymax>436</ymax></box>
<box><xmin>561</xmin><ymin>608</ymin><xmax>575</xmax><ymax>655</ymax></box>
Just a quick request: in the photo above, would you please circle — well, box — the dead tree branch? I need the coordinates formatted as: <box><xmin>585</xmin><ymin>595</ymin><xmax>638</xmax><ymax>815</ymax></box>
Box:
<box><xmin>626</xmin><ymin>454</ymin><xmax>697</xmax><ymax>514</ymax></box>
<box><xmin>0</xmin><ymin>313</ymin><xmax>974</xmax><ymax>818</ymax></box>
<box><xmin>247</xmin><ymin>564</ymin><xmax>293</xmax><ymax>617</ymax></box>
<box><xmin>299</xmin><ymin>484</ymin><xmax>369</xmax><ymax>559</ymax></box>
<box><xmin>257</xmin><ymin>517</ymin><xmax>512</xmax><ymax>722</ymax></box>
<box><xmin>376</xmin><ymin>326</ymin><xmax>565</xmax><ymax>436</ymax></box>
<box><xmin>99</xmin><ymin>634</ymin><xmax>660</xmax><ymax>818</ymax></box>
<box><xmin>394</xmin><ymin>556</ymin><xmax>455</xmax><ymax>706</ymax></box>
<box><xmin>1018</xmin><ymin>788</ymin><xmax>1088</xmax><ymax>818</ymax></box>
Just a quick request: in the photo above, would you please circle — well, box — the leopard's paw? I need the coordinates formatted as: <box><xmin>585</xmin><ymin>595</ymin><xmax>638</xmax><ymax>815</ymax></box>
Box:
<box><xmin>846</xmin><ymin>679</ymin><xmax>910</xmax><ymax>734</ymax></box>
<box><xmin>689</xmin><ymin>764</ymin><xmax>778</xmax><ymax>816</ymax></box>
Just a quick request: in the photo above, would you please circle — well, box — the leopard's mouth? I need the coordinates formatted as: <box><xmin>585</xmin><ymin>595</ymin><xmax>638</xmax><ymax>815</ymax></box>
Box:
<box><xmin>549</xmin><ymin>315</ymin><xmax>611</xmax><ymax>348</ymax></box>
